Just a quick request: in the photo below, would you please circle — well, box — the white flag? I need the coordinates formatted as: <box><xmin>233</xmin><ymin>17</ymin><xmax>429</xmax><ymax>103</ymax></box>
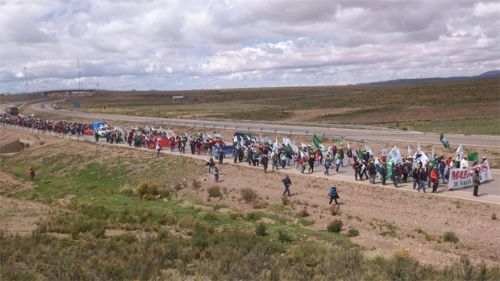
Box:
<box><xmin>388</xmin><ymin>145</ymin><xmax>403</xmax><ymax>164</ymax></box>
<box><xmin>456</xmin><ymin>145</ymin><xmax>464</xmax><ymax>161</ymax></box>
<box><xmin>364</xmin><ymin>145</ymin><xmax>373</xmax><ymax>156</ymax></box>
<box><xmin>413</xmin><ymin>151</ymin><xmax>429</xmax><ymax>166</ymax></box>
<box><xmin>431</xmin><ymin>146</ymin><xmax>435</xmax><ymax>160</ymax></box>
<box><xmin>407</xmin><ymin>145</ymin><xmax>413</xmax><ymax>158</ymax></box>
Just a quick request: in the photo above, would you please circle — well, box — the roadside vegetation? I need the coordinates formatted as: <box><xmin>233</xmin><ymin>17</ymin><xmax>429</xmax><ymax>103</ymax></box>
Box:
<box><xmin>1</xmin><ymin>140</ymin><xmax>499</xmax><ymax>280</ymax></box>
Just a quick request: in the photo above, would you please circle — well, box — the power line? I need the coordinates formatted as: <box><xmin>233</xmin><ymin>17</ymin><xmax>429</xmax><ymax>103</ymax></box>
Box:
<box><xmin>24</xmin><ymin>67</ymin><xmax>29</xmax><ymax>93</ymax></box>
<box><xmin>77</xmin><ymin>58</ymin><xmax>81</xmax><ymax>90</ymax></box>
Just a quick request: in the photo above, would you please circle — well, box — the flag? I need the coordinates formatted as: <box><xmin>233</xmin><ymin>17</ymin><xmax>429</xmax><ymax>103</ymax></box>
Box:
<box><xmin>386</xmin><ymin>146</ymin><xmax>403</xmax><ymax>179</ymax></box>
<box><xmin>440</xmin><ymin>133</ymin><xmax>450</xmax><ymax>149</ymax></box>
<box><xmin>312</xmin><ymin>134</ymin><xmax>326</xmax><ymax>151</ymax></box>
<box><xmin>388</xmin><ymin>145</ymin><xmax>403</xmax><ymax>164</ymax></box>
<box><xmin>381</xmin><ymin>148</ymin><xmax>388</xmax><ymax>156</ymax></box>
<box><xmin>413</xmin><ymin>151</ymin><xmax>429</xmax><ymax>166</ymax></box>
<box><xmin>407</xmin><ymin>145</ymin><xmax>413</xmax><ymax>158</ymax></box>
<box><xmin>468</xmin><ymin>152</ymin><xmax>479</xmax><ymax>162</ymax></box>
<box><xmin>417</xmin><ymin>143</ymin><xmax>422</xmax><ymax>152</ymax></box>
<box><xmin>456</xmin><ymin>145</ymin><xmax>464</xmax><ymax>160</ymax></box>
<box><xmin>430</xmin><ymin>146</ymin><xmax>435</xmax><ymax>160</ymax></box>
<box><xmin>364</xmin><ymin>145</ymin><xmax>373</xmax><ymax>156</ymax></box>
<box><xmin>347</xmin><ymin>141</ymin><xmax>351</xmax><ymax>150</ymax></box>
<box><xmin>338</xmin><ymin>138</ymin><xmax>344</xmax><ymax>148</ymax></box>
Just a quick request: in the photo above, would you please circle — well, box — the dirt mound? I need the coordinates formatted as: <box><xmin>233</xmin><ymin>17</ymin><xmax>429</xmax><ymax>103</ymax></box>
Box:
<box><xmin>0</xmin><ymin>139</ymin><xmax>27</xmax><ymax>153</ymax></box>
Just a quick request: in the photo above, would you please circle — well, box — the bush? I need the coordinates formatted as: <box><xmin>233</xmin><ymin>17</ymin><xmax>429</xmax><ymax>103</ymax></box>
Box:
<box><xmin>296</xmin><ymin>208</ymin><xmax>310</xmax><ymax>218</ymax></box>
<box><xmin>278</xmin><ymin>230</ymin><xmax>293</xmax><ymax>243</ymax></box>
<box><xmin>281</xmin><ymin>195</ymin><xmax>290</xmax><ymax>205</ymax></box>
<box><xmin>492</xmin><ymin>213</ymin><xmax>497</xmax><ymax>220</ymax></box>
<box><xmin>245</xmin><ymin>212</ymin><xmax>262</xmax><ymax>222</ymax></box>
<box><xmin>192</xmin><ymin>179</ymin><xmax>202</xmax><ymax>189</ymax></box>
<box><xmin>327</xmin><ymin>219</ymin><xmax>343</xmax><ymax>233</ymax></box>
<box><xmin>298</xmin><ymin>219</ymin><xmax>315</xmax><ymax>226</ymax></box>
<box><xmin>443</xmin><ymin>231</ymin><xmax>459</xmax><ymax>243</ymax></box>
<box><xmin>133</xmin><ymin>182</ymin><xmax>160</xmax><ymax>200</ymax></box>
<box><xmin>347</xmin><ymin>228</ymin><xmax>359</xmax><ymax>237</ymax></box>
<box><xmin>241</xmin><ymin>188</ymin><xmax>258</xmax><ymax>203</ymax></box>
<box><xmin>207</xmin><ymin>186</ymin><xmax>223</xmax><ymax>198</ymax></box>
<box><xmin>255</xmin><ymin>223</ymin><xmax>267</xmax><ymax>236</ymax></box>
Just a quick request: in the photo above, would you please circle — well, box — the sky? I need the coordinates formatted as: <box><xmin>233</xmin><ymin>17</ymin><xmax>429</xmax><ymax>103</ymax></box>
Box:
<box><xmin>1</xmin><ymin>0</ymin><xmax>499</xmax><ymax>93</ymax></box>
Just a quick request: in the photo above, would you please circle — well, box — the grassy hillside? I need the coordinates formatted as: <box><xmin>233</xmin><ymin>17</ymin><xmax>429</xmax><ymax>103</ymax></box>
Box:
<box><xmin>1</xmin><ymin>139</ymin><xmax>499</xmax><ymax>280</ymax></box>
<box><xmin>59</xmin><ymin>77</ymin><xmax>500</xmax><ymax>135</ymax></box>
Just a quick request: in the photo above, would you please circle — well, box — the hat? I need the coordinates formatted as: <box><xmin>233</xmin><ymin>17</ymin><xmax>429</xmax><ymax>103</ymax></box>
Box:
<box><xmin>483</xmin><ymin>156</ymin><xmax>487</xmax><ymax>159</ymax></box>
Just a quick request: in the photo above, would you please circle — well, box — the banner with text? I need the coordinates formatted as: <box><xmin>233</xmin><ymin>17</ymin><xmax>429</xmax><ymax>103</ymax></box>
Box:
<box><xmin>447</xmin><ymin>162</ymin><xmax>493</xmax><ymax>190</ymax></box>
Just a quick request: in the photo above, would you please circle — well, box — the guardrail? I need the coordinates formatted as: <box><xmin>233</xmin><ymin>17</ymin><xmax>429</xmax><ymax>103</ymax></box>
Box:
<box><xmin>150</xmin><ymin>119</ymin><xmax>377</xmax><ymax>144</ymax></box>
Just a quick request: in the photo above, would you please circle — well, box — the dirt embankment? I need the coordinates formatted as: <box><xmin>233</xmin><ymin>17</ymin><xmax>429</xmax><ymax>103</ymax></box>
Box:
<box><xmin>1</xmin><ymin>126</ymin><xmax>499</xmax><ymax>268</ymax></box>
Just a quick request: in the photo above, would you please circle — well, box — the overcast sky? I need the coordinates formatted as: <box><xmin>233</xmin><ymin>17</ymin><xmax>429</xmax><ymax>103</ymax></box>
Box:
<box><xmin>1</xmin><ymin>0</ymin><xmax>499</xmax><ymax>93</ymax></box>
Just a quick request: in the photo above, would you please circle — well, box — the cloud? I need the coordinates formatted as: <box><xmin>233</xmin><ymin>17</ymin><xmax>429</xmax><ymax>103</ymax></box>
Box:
<box><xmin>0</xmin><ymin>0</ymin><xmax>499</xmax><ymax>93</ymax></box>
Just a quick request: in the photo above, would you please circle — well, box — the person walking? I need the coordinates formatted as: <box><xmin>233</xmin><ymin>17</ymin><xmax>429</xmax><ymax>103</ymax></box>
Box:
<box><xmin>430</xmin><ymin>167</ymin><xmax>439</xmax><ymax>193</ymax></box>
<box><xmin>473</xmin><ymin>169</ymin><xmax>480</xmax><ymax>197</ymax></box>
<box><xmin>308</xmin><ymin>152</ymin><xmax>315</xmax><ymax>174</ymax></box>
<box><xmin>334</xmin><ymin>153</ymin><xmax>342</xmax><ymax>174</ymax></box>
<box><xmin>26</xmin><ymin>167</ymin><xmax>35</xmax><ymax>180</ymax></box>
<box><xmin>282</xmin><ymin>175</ymin><xmax>292</xmax><ymax>197</ymax></box>
<box><xmin>324</xmin><ymin>154</ymin><xmax>332</xmax><ymax>175</ymax></box>
<box><xmin>155</xmin><ymin>142</ymin><xmax>162</xmax><ymax>158</ymax></box>
<box><xmin>328</xmin><ymin>185</ymin><xmax>340</xmax><ymax>205</ymax></box>
<box><xmin>262</xmin><ymin>154</ymin><xmax>269</xmax><ymax>173</ymax></box>
<box><xmin>352</xmin><ymin>160</ymin><xmax>360</xmax><ymax>181</ymax></box>
<box><xmin>417</xmin><ymin>167</ymin><xmax>427</xmax><ymax>192</ymax></box>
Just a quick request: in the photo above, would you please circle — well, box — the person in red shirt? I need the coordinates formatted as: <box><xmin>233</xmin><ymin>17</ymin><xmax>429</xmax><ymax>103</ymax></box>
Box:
<box><xmin>430</xmin><ymin>168</ymin><xmax>439</xmax><ymax>193</ymax></box>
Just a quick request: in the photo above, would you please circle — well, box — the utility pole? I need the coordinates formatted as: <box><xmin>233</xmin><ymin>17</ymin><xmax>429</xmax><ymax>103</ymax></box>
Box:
<box><xmin>24</xmin><ymin>67</ymin><xmax>29</xmax><ymax>93</ymax></box>
<box><xmin>77</xmin><ymin>58</ymin><xmax>81</xmax><ymax>90</ymax></box>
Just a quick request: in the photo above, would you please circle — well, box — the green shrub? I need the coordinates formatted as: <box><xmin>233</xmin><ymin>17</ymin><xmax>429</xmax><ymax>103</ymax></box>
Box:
<box><xmin>296</xmin><ymin>208</ymin><xmax>310</xmax><ymax>218</ymax></box>
<box><xmin>281</xmin><ymin>195</ymin><xmax>290</xmax><ymax>205</ymax></box>
<box><xmin>255</xmin><ymin>223</ymin><xmax>267</xmax><ymax>236</ymax></box>
<box><xmin>241</xmin><ymin>188</ymin><xmax>258</xmax><ymax>203</ymax></box>
<box><xmin>347</xmin><ymin>228</ymin><xmax>359</xmax><ymax>237</ymax></box>
<box><xmin>207</xmin><ymin>186</ymin><xmax>223</xmax><ymax>198</ymax></box>
<box><xmin>192</xmin><ymin>179</ymin><xmax>202</xmax><ymax>189</ymax></box>
<box><xmin>278</xmin><ymin>230</ymin><xmax>293</xmax><ymax>243</ymax></box>
<box><xmin>298</xmin><ymin>219</ymin><xmax>315</xmax><ymax>226</ymax></box>
<box><xmin>327</xmin><ymin>219</ymin><xmax>343</xmax><ymax>233</ymax></box>
<box><xmin>245</xmin><ymin>212</ymin><xmax>262</xmax><ymax>222</ymax></box>
<box><xmin>91</xmin><ymin>222</ymin><xmax>106</xmax><ymax>239</ymax></box>
<box><xmin>133</xmin><ymin>181</ymin><xmax>163</xmax><ymax>200</ymax></box>
<box><xmin>443</xmin><ymin>231</ymin><xmax>459</xmax><ymax>243</ymax></box>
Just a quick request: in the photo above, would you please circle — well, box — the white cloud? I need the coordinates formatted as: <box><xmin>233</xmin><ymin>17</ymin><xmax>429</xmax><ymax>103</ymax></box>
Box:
<box><xmin>0</xmin><ymin>0</ymin><xmax>499</xmax><ymax>93</ymax></box>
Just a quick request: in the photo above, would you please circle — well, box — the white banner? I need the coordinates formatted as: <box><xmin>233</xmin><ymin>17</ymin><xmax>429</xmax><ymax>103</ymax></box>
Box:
<box><xmin>447</xmin><ymin>162</ymin><xmax>493</xmax><ymax>190</ymax></box>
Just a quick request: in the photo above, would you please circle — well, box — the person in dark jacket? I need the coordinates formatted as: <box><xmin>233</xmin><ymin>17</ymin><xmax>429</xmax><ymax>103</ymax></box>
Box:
<box><xmin>473</xmin><ymin>169</ymin><xmax>480</xmax><ymax>196</ymax></box>
<box><xmin>282</xmin><ymin>175</ymin><xmax>292</xmax><ymax>197</ymax></box>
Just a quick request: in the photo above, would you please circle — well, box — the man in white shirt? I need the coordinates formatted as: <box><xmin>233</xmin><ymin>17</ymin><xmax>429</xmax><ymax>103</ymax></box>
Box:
<box><xmin>460</xmin><ymin>156</ymin><xmax>468</xmax><ymax>169</ymax></box>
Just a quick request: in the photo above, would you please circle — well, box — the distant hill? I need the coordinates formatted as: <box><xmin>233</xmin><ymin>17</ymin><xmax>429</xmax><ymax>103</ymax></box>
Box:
<box><xmin>368</xmin><ymin>70</ymin><xmax>499</xmax><ymax>85</ymax></box>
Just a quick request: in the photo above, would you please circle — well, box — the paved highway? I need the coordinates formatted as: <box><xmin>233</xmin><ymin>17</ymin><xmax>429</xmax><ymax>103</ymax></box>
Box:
<box><xmin>31</xmin><ymin>102</ymin><xmax>500</xmax><ymax>148</ymax></box>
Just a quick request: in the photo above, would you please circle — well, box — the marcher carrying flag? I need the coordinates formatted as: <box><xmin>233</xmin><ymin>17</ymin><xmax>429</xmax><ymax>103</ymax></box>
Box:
<box><xmin>440</xmin><ymin>133</ymin><xmax>450</xmax><ymax>149</ymax></box>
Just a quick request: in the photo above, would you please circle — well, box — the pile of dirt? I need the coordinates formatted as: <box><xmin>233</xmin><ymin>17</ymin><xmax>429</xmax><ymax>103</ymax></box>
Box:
<box><xmin>0</xmin><ymin>139</ymin><xmax>27</xmax><ymax>153</ymax></box>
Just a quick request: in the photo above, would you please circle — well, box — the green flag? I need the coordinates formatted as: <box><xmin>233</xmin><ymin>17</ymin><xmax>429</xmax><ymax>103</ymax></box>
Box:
<box><xmin>338</xmin><ymin>138</ymin><xmax>343</xmax><ymax>147</ymax></box>
<box><xmin>440</xmin><ymin>133</ymin><xmax>450</xmax><ymax>149</ymax></box>
<box><xmin>312</xmin><ymin>134</ymin><xmax>321</xmax><ymax>148</ymax></box>
<box><xmin>468</xmin><ymin>152</ymin><xmax>479</xmax><ymax>162</ymax></box>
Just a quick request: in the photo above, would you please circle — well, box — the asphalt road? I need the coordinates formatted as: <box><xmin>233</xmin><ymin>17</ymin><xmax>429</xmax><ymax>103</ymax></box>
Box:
<box><xmin>31</xmin><ymin>102</ymin><xmax>500</xmax><ymax>148</ymax></box>
<box><xmin>21</xmin><ymin>102</ymin><xmax>498</xmax><ymax>200</ymax></box>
